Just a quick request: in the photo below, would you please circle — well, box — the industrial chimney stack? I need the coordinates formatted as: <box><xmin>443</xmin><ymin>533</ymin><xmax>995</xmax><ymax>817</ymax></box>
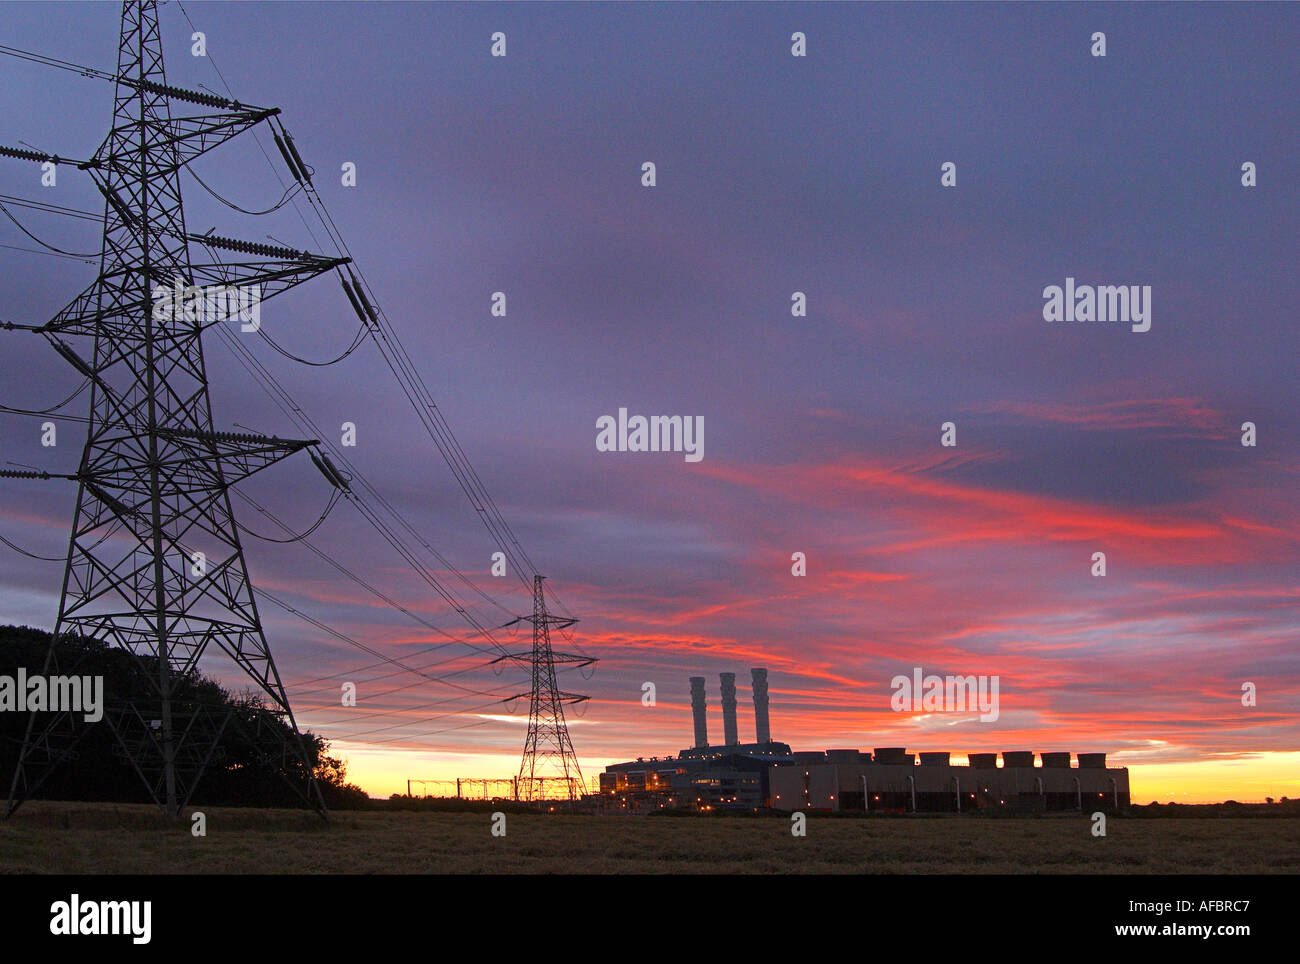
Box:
<box><xmin>751</xmin><ymin>667</ymin><xmax>770</xmax><ymax>744</ymax></box>
<box><xmin>689</xmin><ymin>676</ymin><xmax>708</xmax><ymax>749</ymax></box>
<box><xmin>720</xmin><ymin>672</ymin><xmax>738</xmax><ymax>746</ymax></box>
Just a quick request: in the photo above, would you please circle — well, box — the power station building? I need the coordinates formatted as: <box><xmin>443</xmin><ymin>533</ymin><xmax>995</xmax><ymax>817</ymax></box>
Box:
<box><xmin>597</xmin><ymin>671</ymin><xmax>1131</xmax><ymax>813</ymax></box>
<box><xmin>599</xmin><ymin>668</ymin><xmax>794</xmax><ymax>810</ymax></box>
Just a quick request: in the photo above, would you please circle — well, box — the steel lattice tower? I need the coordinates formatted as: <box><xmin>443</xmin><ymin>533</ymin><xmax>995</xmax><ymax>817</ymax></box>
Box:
<box><xmin>4</xmin><ymin>0</ymin><xmax>348</xmax><ymax>817</ymax></box>
<box><xmin>492</xmin><ymin>575</ymin><xmax>592</xmax><ymax>802</ymax></box>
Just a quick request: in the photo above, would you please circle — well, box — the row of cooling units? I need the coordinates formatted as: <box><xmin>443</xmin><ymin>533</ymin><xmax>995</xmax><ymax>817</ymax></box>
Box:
<box><xmin>598</xmin><ymin>748</ymin><xmax>1130</xmax><ymax>814</ymax></box>
<box><xmin>770</xmin><ymin>749</ymin><xmax>1130</xmax><ymax>813</ymax></box>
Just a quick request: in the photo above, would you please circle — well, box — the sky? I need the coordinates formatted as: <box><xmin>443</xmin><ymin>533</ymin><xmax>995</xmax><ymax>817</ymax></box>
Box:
<box><xmin>0</xmin><ymin>1</ymin><xmax>1297</xmax><ymax>804</ymax></box>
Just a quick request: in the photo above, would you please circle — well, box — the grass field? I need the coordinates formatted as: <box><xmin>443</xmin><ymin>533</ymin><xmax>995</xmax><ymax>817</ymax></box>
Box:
<box><xmin>2</xmin><ymin>802</ymin><xmax>1298</xmax><ymax>873</ymax></box>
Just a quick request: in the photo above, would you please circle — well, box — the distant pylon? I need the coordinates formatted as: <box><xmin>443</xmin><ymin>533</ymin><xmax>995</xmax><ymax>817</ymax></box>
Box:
<box><xmin>491</xmin><ymin>575</ymin><xmax>594</xmax><ymax>802</ymax></box>
<box><xmin>2</xmin><ymin>0</ymin><xmax>345</xmax><ymax>817</ymax></box>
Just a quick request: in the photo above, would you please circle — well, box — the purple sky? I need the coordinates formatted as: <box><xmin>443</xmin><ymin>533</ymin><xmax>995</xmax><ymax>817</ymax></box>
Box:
<box><xmin>1</xmin><ymin>2</ymin><xmax>1297</xmax><ymax>800</ymax></box>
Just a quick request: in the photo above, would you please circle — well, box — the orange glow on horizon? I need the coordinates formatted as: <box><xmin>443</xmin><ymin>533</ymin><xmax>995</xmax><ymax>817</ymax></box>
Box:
<box><xmin>332</xmin><ymin>742</ymin><xmax>1300</xmax><ymax>806</ymax></box>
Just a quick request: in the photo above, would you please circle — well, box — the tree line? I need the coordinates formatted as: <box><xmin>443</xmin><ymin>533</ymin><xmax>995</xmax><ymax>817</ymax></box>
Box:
<box><xmin>0</xmin><ymin>624</ymin><xmax>369</xmax><ymax>809</ymax></box>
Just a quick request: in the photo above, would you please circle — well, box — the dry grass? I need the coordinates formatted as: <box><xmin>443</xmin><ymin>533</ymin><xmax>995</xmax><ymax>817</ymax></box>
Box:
<box><xmin>1</xmin><ymin>802</ymin><xmax>1296</xmax><ymax>873</ymax></box>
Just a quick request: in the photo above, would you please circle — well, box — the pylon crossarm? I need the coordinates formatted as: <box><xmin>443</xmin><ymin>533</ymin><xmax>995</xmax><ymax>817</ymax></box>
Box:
<box><xmin>38</xmin><ymin>278</ymin><xmax>128</xmax><ymax>338</ymax></box>
<box><xmin>498</xmin><ymin>615</ymin><xmax>578</xmax><ymax>631</ymax></box>
<box><xmin>153</xmin><ymin>428</ymin><xmax>317</xmax><ymax>483</ymax></box>
<box><xmin>184</xmin><ymin>254</ymin><xmax>350</xmax><ymax>317</ymax></box>
<box><xmin>88</xmin><ymin>107</ymin><xmax>279</xmax><ymax>175</ymax></box>
<box><xmin>59</xmin><ymin>443</ymin><xmax>309</xmax><ymax>497</ymax></box>
<box><xmin>552</xmin><ymin>652</ymin><xmax>596</xmax><ymax>666</ymax></box>
<box><xmin>490</xmin><ymin>650</ymin><xmax>593</xmax><ymax>666</ymax></box>
<box><xmin>36</xmin><ymin>256</ymin><xmax>350</xmax><ymax>339</ymax></box>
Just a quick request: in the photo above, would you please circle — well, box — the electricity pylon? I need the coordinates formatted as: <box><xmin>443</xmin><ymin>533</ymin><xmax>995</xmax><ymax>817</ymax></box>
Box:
<box><xmin>492</xmin><ymin>576</ymin><xmax>594</xmax><ymax>802</ymax></box>
<box><xmin>2</xmin><ymin>0</ymin><xmax>347</xmax><ymax>817</ymax></box>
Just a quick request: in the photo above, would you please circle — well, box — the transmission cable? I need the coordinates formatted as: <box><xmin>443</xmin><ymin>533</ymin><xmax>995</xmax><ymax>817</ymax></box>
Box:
<box><xmin>236</xmin><ymin>487</ymin><xmax>342</xmax><ymax>543</ymax></box>
<box><xmin>289</xmin><ymin>648</ymin><xmax>490</xmax><ymax>700</ymax></box>
<box><xmin>189</xmin><ymin>236</ymin><xmax>369</xmax><ymax>369</ymax></box>
<box><xmin>187</xmin><ymin>165</ymin><xmax>302</xmax><ymax>215</ymax></box>
<box><xmin>178</xmin><ymin>3</ymin><xmax>590</xmax><ymax>677</ymax></box>
<box><xmin>213</xmin><ymin>320</ymin><xmax>510</xmax><ymax>633</ymax></box>
<box><xmin>232</xmin><ymin>486</ymin><xmax>510</xmax><ymax>657</ymax></box>
<box><xmin>256</xmin><ymin>323</ymin><xmax>367</xmax><ymax>367</ymax></box>
<box><xmin>0</xmin><ymin>194</ymin><xmax>102</xmax><ymax>223</ymax></box>
<box><xmin>212</xmin><ymin>321</ymin><xmax>517</xmax><ymax>624</ymax></box>
<box><xmin>315</xmin><ymin>697</ymin><xmax>508</xmax><ymax>741</ymax></box>
<box><xmin>304</xmin><ymin>678</ymin><xmax>518</xmax><ymax>727</ymax></box>
<box><xmin>0</xmin><ymin>200</ymin><xmax>100</xmax><ymax>257</ymax></box>
<box><xmin>0</xmin><ymin>531</ymin><xmax>63</xmax><ymax>561</ymax></box>
<box><xmin>319</xmin><ymin>715</ymin><xmax>498</xmax><ymax>746</ymax></box>
<box><xmin>174</xmin><ymin>3</ymin><xmax>536</xmax><ymax>616</ymax></box>
<box><xmin>0</xmin><ymin>32</ymin><xmax>532</xmax><ymax>714</ymax></box>
<box><xmin>0</xmin><ymin>378</ymin><xmax>89</xmax><ymax>416</ymax></box>
<box><xmin>175</xmin><ymin>2</ymin><xmax>543</xmax><ymax>602</ymax></box>
<box><xmin>252</xmin><ymin>586</ymin><xmax>499</xmax><ymax>696</ymax></box>
<box><xmin>288</xmin><ymin>618</ymin><xmax>523</xmax><ymax>689</ymax></box>
<box><xmin>0</xmin><ymin>43</ymin><xmax>117</xmax><ymax>82</ymax></box>
<box><xmin>0</xmin><ymin>242</ymin><xmax>95</xmax><ymax>264</ymax></box>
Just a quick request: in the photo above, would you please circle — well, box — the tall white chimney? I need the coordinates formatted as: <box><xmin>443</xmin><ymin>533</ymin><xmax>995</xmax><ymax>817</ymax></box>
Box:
<box><xmin>720</xmin><ymin>672</ymin><xmax>738</xmax><ymax>746</ymax></box>
<box><xmin>689</xmin><ymin>676</ymin><xmax>708</xmax><ymax>748</ymax></box>
<box><xmin>751</xmin><ymin>667</ymin><xmax>770</xmax><ymax>744</ymax></box>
